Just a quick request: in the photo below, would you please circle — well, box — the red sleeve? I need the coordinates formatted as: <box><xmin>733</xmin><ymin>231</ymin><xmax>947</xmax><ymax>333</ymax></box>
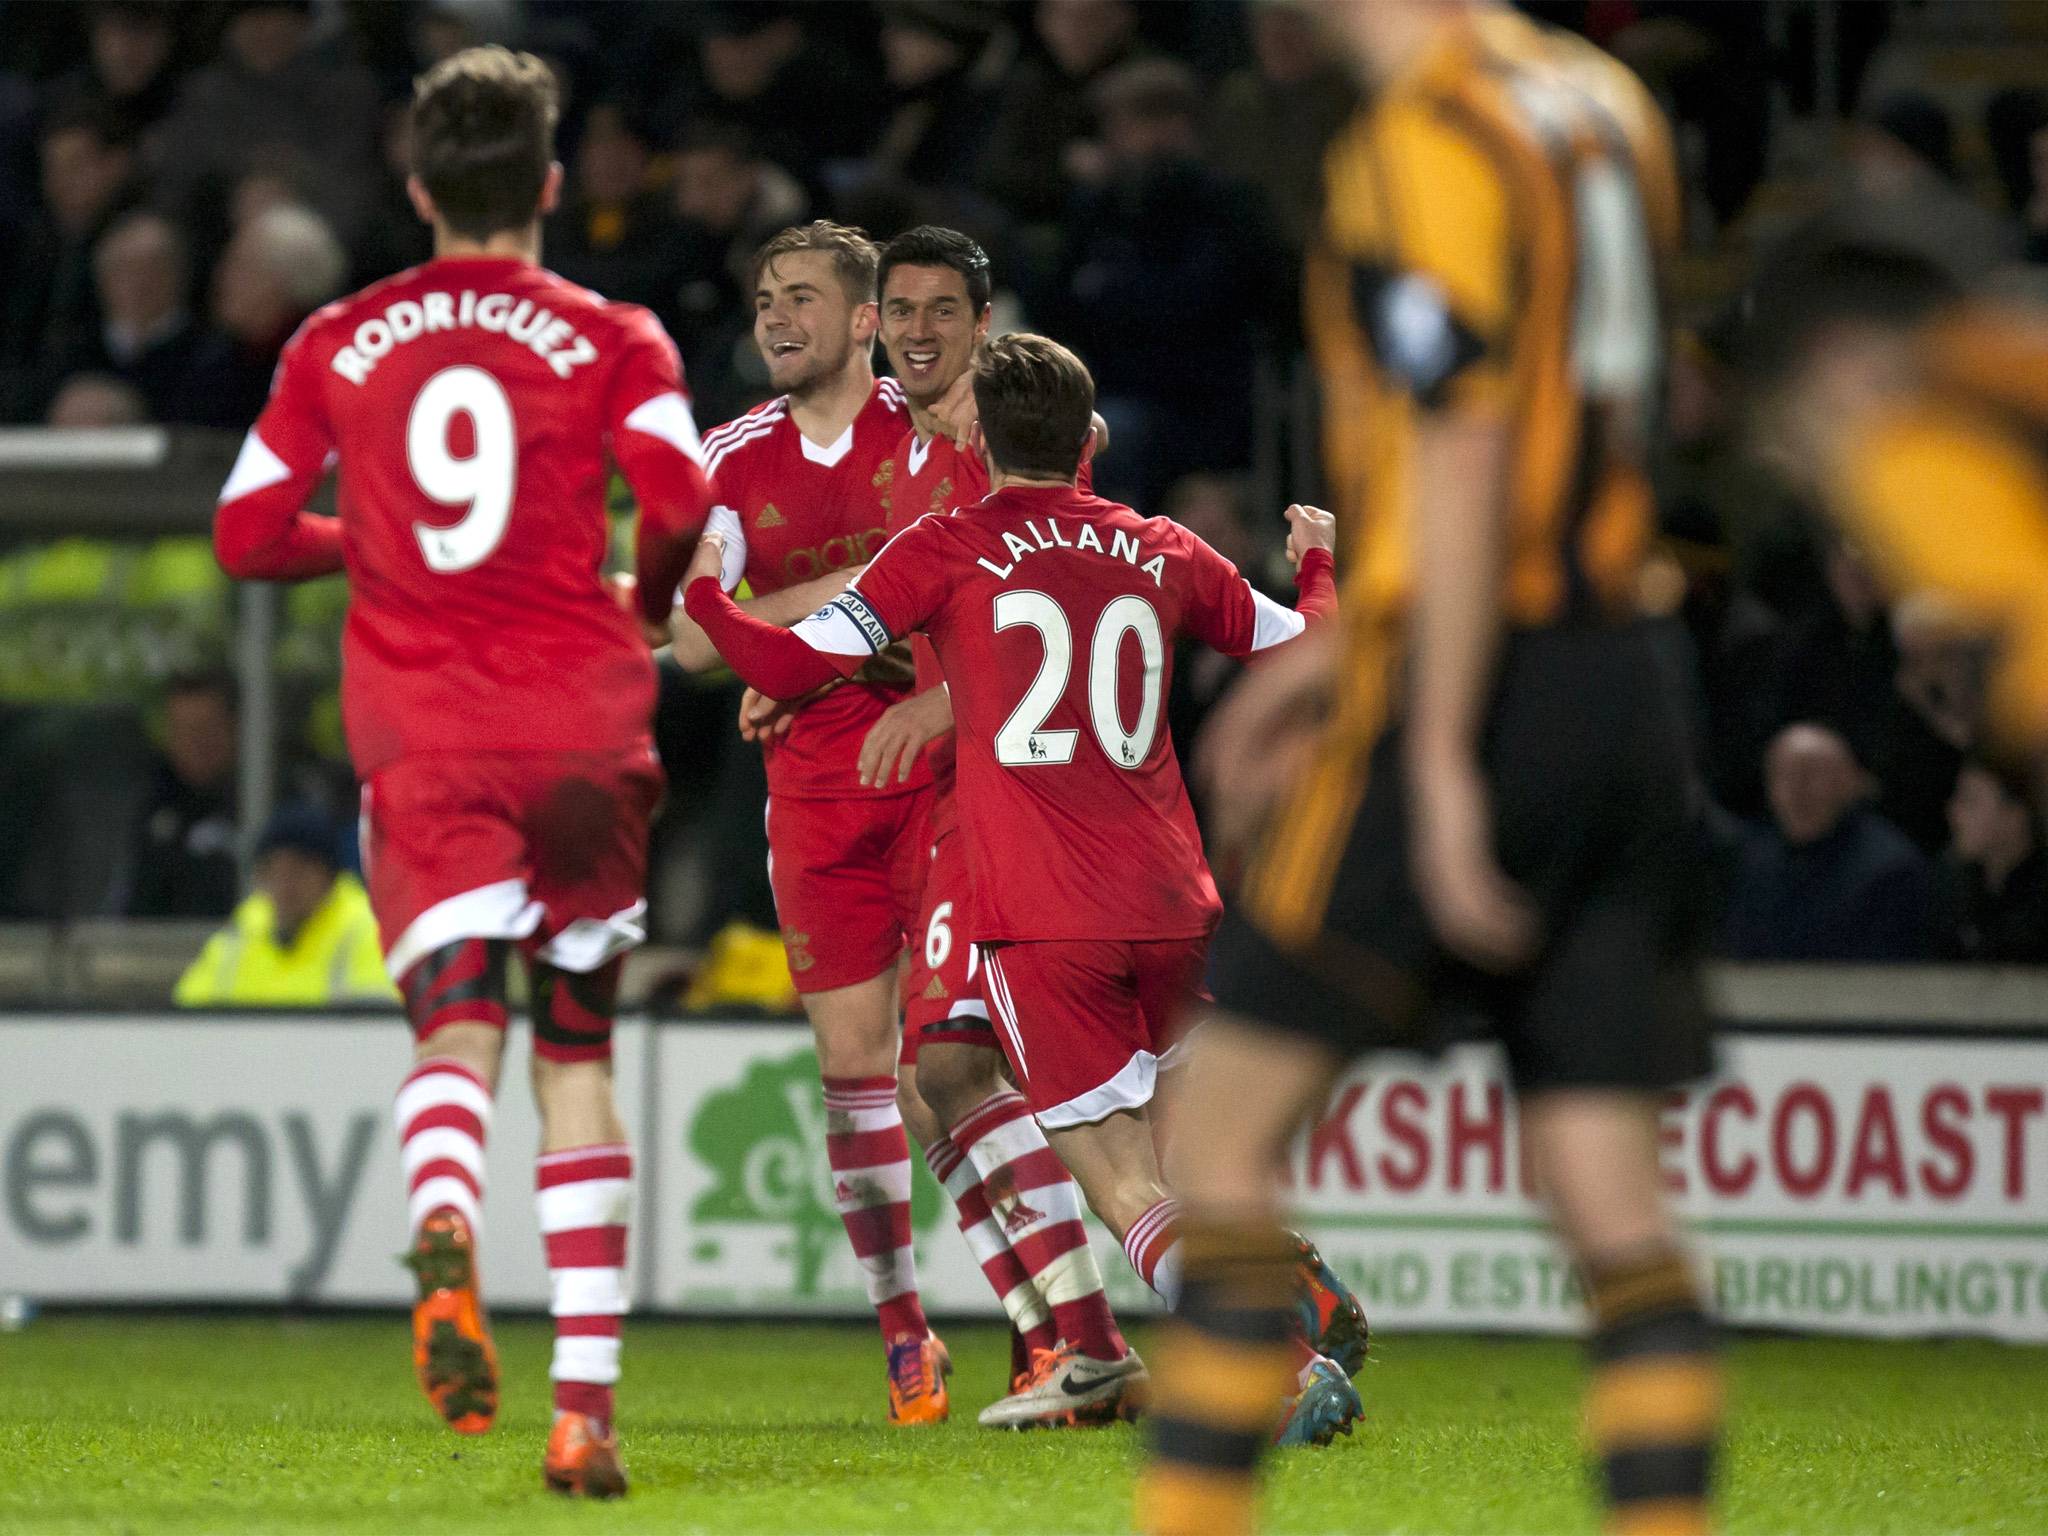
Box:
<box><xmin>1181</xmin><ymin>536</ymin><xmax>1336</xmax><ymax>658</ymax></box>
<box><xmin>681</xmin><ymin>578</ymin><xmax>848</xmax><ymax>697</ymax></box>
<box><xmin>1292</xmin><ymin>547</ymin><xmax>1336</xmax><ymax>625</ymax></box>
<box><xmin>607</xmin><ymin>308</ymin><xmax>714</xmax><ymax>625</ymax></box>
<box><xmin>213</xmin><ymin>324</ymin><xmax>344</xmax><ymax>581</ymax></box>
<box><xmin>678</xmin><ymin>515</ymin><xmax>952</xmax><ymax>698</ymax></box>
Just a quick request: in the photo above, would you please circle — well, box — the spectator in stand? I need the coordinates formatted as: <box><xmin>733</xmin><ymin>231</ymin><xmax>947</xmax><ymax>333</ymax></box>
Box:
<box><xmin>68</xmin><ymin>209</ymin><xmax>241</xmax><ymax>428</ymax></box>
<box><xmin>676</xmin><ymin>3</ymin><xmax>884</xmax><ymax>201</ymax></box>
<box><xmin>1935</xmin><ymin>760</ymin><xmax>2048</xmax><ymax>963</ymax></box>
<box><xmin>173</xmin><ymin>804</ymin><xmax>394</xmax><ymax>1007</ymax></box>
<box><xmin>866</xmin><ymin>0</ymin><xmax>1009</xmax><ymax>194</ymax></box>
<box><xmin>1035</xmin><ymin>57</ymin><xmax>1274</xmax><ymax>506</ymax></box>
<box><xmin>209</xmin><ymin>201</ymin><xmax>348</xmax><ymax>427</ymax></box>
<box><xmin>979</xmin><ymin>0</ymin><xmax>1145</xmax><ymax>223</ymax></box>
<box><xmin>546</xmin><ymin>99</ymin><xmax>676</xmax><ymax>314</ymax></box>
<box><xmin>123</xmin><ymin>669</ymin><xmax>240</xmax><ymax>920</ymax></box>
<box><xmin>45</xmin><ymin>371</ymin><xmax>147</xmax><ymax>427</ymax></box>
<box><xmin>44</xmin><ymin>1</ymin><xmax>183</xmax><ymax>149</ymax></box>
<box><xmin>153</xmin><ymin>0</ymin><xmax>381</xmax><ymax>246</ymax></box>
<box><xmin>1208</xmin><ymin>1</ymin><xmax>1356</xmax><ymax>259</ymax></box>
<box><xmin>664</xmin><ymin>116</ymin><xmax>807</xmax><ymax>423</ymax></box>
<box><xmin>1</xmin><ymin>101</ymin><xmax>139</xmax><ymax>420</ymax></box>
<box><xmin>1721</xmin><ymin>722</ymin><xmax>1934</xmax><ymax>962</ymax></box>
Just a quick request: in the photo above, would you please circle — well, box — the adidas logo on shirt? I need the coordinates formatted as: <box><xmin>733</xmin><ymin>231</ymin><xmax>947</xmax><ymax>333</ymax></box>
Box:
<box><xmin>756</xmin><ymin>504</ymin><xmax>785</xmax><ymax>528</ymax></box>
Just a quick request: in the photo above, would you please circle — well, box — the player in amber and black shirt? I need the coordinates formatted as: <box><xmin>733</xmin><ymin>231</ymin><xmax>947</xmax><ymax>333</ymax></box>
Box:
<box><xmin>1140</xmin><ymin>4</ymin><xmax>1721</xmax><ymax>1533</ymax></box>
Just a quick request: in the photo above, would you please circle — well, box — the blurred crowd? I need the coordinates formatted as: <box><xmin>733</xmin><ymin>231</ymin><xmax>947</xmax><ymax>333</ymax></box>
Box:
<box><xmin>3</xmin><ymin>0</ymin><xmax>2048</xmax><ymax>991</ymax></box>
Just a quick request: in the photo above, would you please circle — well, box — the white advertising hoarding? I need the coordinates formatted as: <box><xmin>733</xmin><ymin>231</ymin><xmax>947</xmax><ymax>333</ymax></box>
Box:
<box><xmin>2</xmin><ymin>1015</ymin><xmax>2042</xmax><ymax>1340</ymax></box>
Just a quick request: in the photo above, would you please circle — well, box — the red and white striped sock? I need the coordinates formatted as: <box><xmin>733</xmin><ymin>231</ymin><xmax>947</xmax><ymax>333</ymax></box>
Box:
<box><xmin>822</xmin><ymin>1075</ymin><xmax>927</xmax><ymax>1341</ymax></box>
<box><xmin>394</xmin><ymin>1057</ymin><xmax>491</xmax><ymax>1239</ymax></box>
<box><xmin>924</xmin><ymin>1133</ymin><xmax>1058</xmax><ymax>1357</ymax></box>
<box><xmin>1123</xmin><ymin>1196</ymin><xmax>1184</xmax><ymax>1307</ymax></box>
<box><xmin>952</xmin><ymin>1090</ymin><xmax>1128</xmax><ymax>1362</ymax></box>
<box><xmin>536</xmin><ymin>1142</ymin><xmax>632</xmax><ymax>1422</ymax></box>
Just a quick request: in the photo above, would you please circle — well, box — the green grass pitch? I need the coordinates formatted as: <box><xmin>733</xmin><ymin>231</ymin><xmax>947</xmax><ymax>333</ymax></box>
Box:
<box><xmin>2</xmin><ymin>1316</ymin><xmax>2043</xmax><ymax>1534</ymax></box>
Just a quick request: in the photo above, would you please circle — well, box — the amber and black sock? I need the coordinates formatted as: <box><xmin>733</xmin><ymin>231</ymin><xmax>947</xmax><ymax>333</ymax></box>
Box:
<box><xmin>1584</xmin><ymin>1247</ymin><xmax>1722</xmax><ymax>1536</ymax></box>
<box><xmin>1136</xmin><ymin>1220</ymin><xmax>1299</xmax><ymax>1536</ymax></box>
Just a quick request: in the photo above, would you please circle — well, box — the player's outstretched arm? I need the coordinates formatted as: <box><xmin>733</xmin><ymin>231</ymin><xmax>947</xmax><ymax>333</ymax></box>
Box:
<box><xmin>669</xmin><ymin>563</ymin><xmax>866</xmax><ymax>673</ymax></box>
<box><xmin>680</xmin><ymin>538</ymin><xmax>856</xmax><ymax>700</ymax></box>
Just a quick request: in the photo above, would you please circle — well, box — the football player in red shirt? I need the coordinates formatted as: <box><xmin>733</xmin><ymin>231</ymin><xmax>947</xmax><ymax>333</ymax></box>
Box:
<box><xmin>211</xmin><ymin>48</ymin><xmax>712</xmax><ymax>1497</ymax></box>
<box><xmin>865</xmin><ymin>227</ymin><xmax>1142</xmax><ymax>1426</ymax></box>
<box><xmin>665</xmin><ymin>222</ymin><xmax>954</xmax><ymax>1423</ymax></box>
<box><xmin>682</xmin><ymin>334</ymin><xmax>1362</xmax><ymax>1441</ymax></box>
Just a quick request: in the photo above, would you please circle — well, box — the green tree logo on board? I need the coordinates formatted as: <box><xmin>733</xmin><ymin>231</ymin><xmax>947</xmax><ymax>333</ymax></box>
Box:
<box><xmin>688</xmin><ymin>1048</ymin><xmax>941</xmax><ymax>1296</ymax></box>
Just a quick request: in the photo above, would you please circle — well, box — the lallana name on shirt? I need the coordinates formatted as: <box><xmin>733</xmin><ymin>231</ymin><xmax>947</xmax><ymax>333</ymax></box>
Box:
<box><xmin>975</xmin><ymin>518</ymin><xmax>1167</xmax><ymax>586</ymax></box>
<box><xmin>329</xmin><ymin>291</ymin><xmax>600</xmax><ymax>385</ymax></box>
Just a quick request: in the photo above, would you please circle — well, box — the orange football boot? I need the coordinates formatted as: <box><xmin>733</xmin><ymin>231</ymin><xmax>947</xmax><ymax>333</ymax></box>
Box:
<box><xmin>402</xmin><ymin>1209</ymin><xmax>498</xmax><ymax>1434</ymax></box>
<box><xmin>886</xmin><ymin>1331</ymin><xmax>952</xmax><ymax>1425</ymax></box>
<box><xmin>544</xmin><ymin>1411</ymin><xmax>627</xmax><ymax>1498</ymax></box>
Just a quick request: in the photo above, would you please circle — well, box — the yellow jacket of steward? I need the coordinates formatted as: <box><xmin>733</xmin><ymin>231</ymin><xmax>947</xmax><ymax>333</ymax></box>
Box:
<box><xmin>174</xmin><ymin>873</ymin><xmax>396</xmax><ymax>1007</ymax></box>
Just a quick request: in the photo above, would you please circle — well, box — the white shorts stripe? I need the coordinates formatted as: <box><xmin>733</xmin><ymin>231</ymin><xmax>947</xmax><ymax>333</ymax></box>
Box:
<box><xmin>385</xmin><ymin>878</ymin><xmax>545</xmax><ymax>982</ymax></box>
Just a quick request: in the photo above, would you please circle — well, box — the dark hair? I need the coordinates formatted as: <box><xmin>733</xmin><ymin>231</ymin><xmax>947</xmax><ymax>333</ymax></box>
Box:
<box><xmin>1733</xmin><ymin>233</ymin><xmax>1959</xmax><ymax>390</ymax></box>
<box><xmin>879</xmin><ymin>225</ymin><xmax>992</xmax><ymax>314</ymax></box>
<box><xmin>749</xmin><ymin>220</ymin><xmax>879</xmax><ymax>304</ymax></box>
<box><xmin>409</xmin><ymin>46</ymin><xmax>559</xmax><ymax>241</ymax></box>
<box><xmin>167</xmin><ymin>667</ymin><xmax>238</xmax><ymax>714</ymax></box>
<box><xmin>972</xmin><ymin>333</ymin><xmax>1095</xmax><ymax>481</ymax></box>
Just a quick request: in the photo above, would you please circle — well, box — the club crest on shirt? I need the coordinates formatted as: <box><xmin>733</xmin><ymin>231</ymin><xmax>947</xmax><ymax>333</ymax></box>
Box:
<box><xmin>928</xmin><ymin>476</ymin><xmax>954</xmax><ymax>519</ymax></box>
<box><xmin>873</xmin><ymin>459</ymin><xmax>895</xmax><ymax>514</ymax></box>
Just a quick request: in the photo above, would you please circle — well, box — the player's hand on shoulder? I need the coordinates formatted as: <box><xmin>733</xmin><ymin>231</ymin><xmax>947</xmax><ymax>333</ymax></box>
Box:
<box><xmin>932</xmin><ymin>368</ymin><xmax>979</xmax><ymax>449</ymax></box>
<box><xmin>1284</xmin><ymin>504</ymin><xmax>1336</xmax><ymax>568</ymax></box>
<box><xmin>858</xmin><ymin>687</ymin><xmax>953</xmax><ymax>788</ymax></box>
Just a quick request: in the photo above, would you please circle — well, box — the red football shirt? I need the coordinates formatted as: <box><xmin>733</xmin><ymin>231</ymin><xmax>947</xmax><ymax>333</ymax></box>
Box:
<box><xmin>880</xmin><ymin>428</ymin><xmax>1098</xmax><ymax>832</ymax></box>
<box><xmin>879</xmin><ymin>427</ymin><xmax>989</xmax><ymax>826</ymax></box>
<box><xmin>710</xmin><ymin>484</ymin><xmax>1335</xmax><ymax>942</ymax></box>
<box><xmin>213</xmin><ymin>255</ymin><xmax>713</xmax><ymax>774</ymax></box>
<box><xmin>700</xmin><ymin>378</ymin><xmax>928</xmax><ymax>800</ymax></box>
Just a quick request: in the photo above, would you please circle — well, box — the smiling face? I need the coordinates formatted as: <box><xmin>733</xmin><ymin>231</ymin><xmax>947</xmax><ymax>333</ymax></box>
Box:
<box><xmin>880</xmin><ymin>263</ymin><xmax>987</xmax><ymax>407</ymax></box>
<box><xmin>753</xmin><ymin>249</ymin><xmax>874</xmax><ymax>397</ymax></box>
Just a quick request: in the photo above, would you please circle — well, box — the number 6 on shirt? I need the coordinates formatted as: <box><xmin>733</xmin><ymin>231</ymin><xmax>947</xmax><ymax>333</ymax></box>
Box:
<box><xmin>407</xmin><ymin>364</ymin><xmax>518</xmax><ymax>573</ymax></box>
<box><xmin>993</xmin><ymin>589</ymin><xmax>1163</xmax><ymax>769</ymax></box>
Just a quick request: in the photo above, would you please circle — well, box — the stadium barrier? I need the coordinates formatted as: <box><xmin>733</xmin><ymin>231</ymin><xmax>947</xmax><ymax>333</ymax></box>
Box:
<box><xmin>3</xmin><ymin>968</ymin><xmax>2044</xmax><ymax>1341</ymax></box>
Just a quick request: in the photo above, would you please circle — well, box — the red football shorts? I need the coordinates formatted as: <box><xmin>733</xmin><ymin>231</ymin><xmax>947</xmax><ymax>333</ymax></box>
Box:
<box><xmin>977</xmin><ymin>934</ymin><xmax>1210</xmax><ymax>1129</ymax></box>
<box><xmin>766</xmin><ymin>787</ymin><xmax>931</xmax><ymax>995</ymax></box>
<box><xmin>900</xmin><ymin>824</ymin><xmax>998</xmax><ymax>1064</ymax></box>
<box><xmin>362</xmin><ymin>744</ymin><xmax>663</xmax><ymax>982</ymax></box>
